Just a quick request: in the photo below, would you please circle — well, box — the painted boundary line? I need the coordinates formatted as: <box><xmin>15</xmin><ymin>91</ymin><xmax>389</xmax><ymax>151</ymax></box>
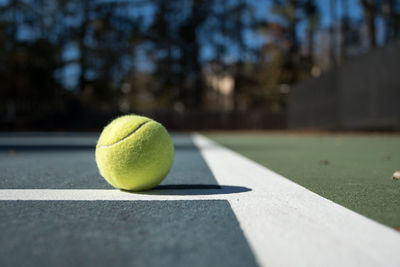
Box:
<box><xmin>192</xmin><ymin>133</ymin><xmax>400</xmax><ymax>267</ymax></box>
<box><xmin>0</xmin><ymin>189</ymin><xmax>240</xmax><ymax>201</ymax></box>
<box><xmin>0</xmin><ymin>134</ymin><xmax>399</xmax><ymax>266</ymax></box>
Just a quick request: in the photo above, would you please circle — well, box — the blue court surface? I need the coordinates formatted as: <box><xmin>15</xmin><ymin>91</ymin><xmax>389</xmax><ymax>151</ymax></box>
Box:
<box><xmin>1</xmin><ymin>133</ymin><xmax>400</xmax><ymax>267</ymax></box>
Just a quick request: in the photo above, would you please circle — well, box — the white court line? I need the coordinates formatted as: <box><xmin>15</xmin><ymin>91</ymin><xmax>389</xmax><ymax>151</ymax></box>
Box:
<box><xmin>1</xmin><ymin>134</ymin><xmax>400</xmax><ymax>267</ymax></box>
<box><xmin>0</xmin><ymin>189</ymin><xmax>241</xmax><ymax>201</ymax></box>
<box><xmin>192</xmin><ymin>134</ymin><xmax>400</xmax><ymax>267</ymax></box>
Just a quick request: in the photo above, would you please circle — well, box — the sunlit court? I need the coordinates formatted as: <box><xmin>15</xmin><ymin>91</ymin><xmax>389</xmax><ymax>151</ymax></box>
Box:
<box><xmin>1</xmin><ymin>1</ymin><xmax>400</xmax><ymax>267</ymax></box>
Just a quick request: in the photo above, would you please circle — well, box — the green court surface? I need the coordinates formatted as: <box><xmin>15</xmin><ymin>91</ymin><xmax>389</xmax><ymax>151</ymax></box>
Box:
<box><xmin>206</xmin><ymin>133</ymin><xmax>400</xmax><ymax>228</ymax></box>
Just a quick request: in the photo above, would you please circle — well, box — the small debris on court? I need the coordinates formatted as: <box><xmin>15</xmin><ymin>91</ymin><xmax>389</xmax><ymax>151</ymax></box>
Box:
<box><xmin>319</xmin><ymin>159</ymin><xmax>329</xmax><ymax>166</ymax></box>
<box><xmin>392</xmin><ymin>171</ymin><xmax>400</xmax><ymax>180</ymax></box>
<box><xmin>383</xmin><ymin>154</ymin><xmax>391</xmax><ymax>161</ymax></box>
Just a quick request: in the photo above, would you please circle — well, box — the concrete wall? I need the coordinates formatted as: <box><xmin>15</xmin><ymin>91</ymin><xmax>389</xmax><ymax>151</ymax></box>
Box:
<box><xmin>288</xmin><ymin>41</ymin><xmax>400</xmax><ymax>130</ymax></box>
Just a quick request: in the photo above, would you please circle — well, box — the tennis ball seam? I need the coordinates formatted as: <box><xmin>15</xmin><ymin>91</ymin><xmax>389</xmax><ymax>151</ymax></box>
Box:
<box><xmin>98</xmin><ymin>120</ymin><xmax>150</xmax><ymax>148</ymax></box>
<box><xmin>95</xmin><ymin>114</ymin><xmax>174</xmax><ymax>191</ymax></box>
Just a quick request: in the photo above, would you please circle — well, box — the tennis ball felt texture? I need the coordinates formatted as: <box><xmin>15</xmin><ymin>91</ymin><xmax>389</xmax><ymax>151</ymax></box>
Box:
<box><xmin>95</xmin><ymin>115</ymin><xmax>174</xmax><ymax>191</ymax></box>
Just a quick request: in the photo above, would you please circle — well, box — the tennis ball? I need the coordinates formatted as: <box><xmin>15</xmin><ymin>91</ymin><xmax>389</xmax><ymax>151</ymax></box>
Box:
<box><xmin>95</xmin><ymin>114</ymin><xmax>174</xmax><ymax>191</ymax></box>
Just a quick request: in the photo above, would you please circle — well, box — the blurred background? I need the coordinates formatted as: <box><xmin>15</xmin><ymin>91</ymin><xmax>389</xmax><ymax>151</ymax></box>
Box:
<box><xmin>1</xmin><ymin>0</ymin><xmax>399</xmax><ymax>131</ymax></box>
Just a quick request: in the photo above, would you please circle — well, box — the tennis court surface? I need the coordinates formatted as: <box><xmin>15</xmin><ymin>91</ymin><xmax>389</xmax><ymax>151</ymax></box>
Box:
<box><xmin>1</xmin><ymin>133</ymin><xmax>400</xmax><ymax>267</ymax></box>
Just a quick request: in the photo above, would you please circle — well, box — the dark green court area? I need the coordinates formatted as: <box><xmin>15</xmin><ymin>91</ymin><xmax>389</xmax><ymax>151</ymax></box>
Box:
<box><xmin>207</xmin><ymin>133</ymin><xmax>400</xmax><ymax>228</ymax></box>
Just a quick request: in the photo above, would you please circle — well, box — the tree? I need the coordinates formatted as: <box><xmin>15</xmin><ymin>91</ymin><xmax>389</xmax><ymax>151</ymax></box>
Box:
<box><xmin>329</xmin><ymin>0</ymin><xmax>338</xmax><ymax>65</ymax></box>
<box><xmin>0</xmin><ymin>0</ymin><xmax>67</xmax><ymax>126</ymax></box>
<box><xmin>178</xmin><ymin>0</ymin><xmax>209</xmax><ymax>109</ymax></box>
<box><xmin>302</xmin><ymin>0</ymin><xmax>319</xmax><ymax>68</ymax></box>
<box><xmin>340</xmin><ymin>0</ymin><xmax>350</xmax><ymax>60</ymax></box>
<box><xmin>381</xmin><ymin>0</ymin><xmax>398</xmax><ymax>43</ymax></box>
<box><xmin>270</xmin><ymin>0</ymin><xmax>301</xmax><ymax>83</ymax></box>
<box><xmin>226</xmin><ymin>0</ymin><xmax>255</xmax><ymax>110</ymax></box>
<box><xmin>147</xmin><ymin>0</ymin><xmax>181</xmax><ymax>108</ymax></box>
<box><xmin>361</xmin><ymin>0</ymin><xmax>378</xmax><ymax>49</ymax></box>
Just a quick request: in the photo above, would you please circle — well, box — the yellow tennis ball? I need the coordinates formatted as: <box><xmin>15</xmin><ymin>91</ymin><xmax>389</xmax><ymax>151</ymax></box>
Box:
<box><xmin>95</xmin><ymin>114</ymin><xmax>174</xmax><ymax>191</ymax></box>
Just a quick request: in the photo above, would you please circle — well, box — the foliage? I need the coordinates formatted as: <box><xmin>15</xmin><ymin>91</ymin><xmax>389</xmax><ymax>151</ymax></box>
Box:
<box><xmin>0</xmin><ymin>0</ymin><xmax>398</xmax><ymax>128</ymax></box>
